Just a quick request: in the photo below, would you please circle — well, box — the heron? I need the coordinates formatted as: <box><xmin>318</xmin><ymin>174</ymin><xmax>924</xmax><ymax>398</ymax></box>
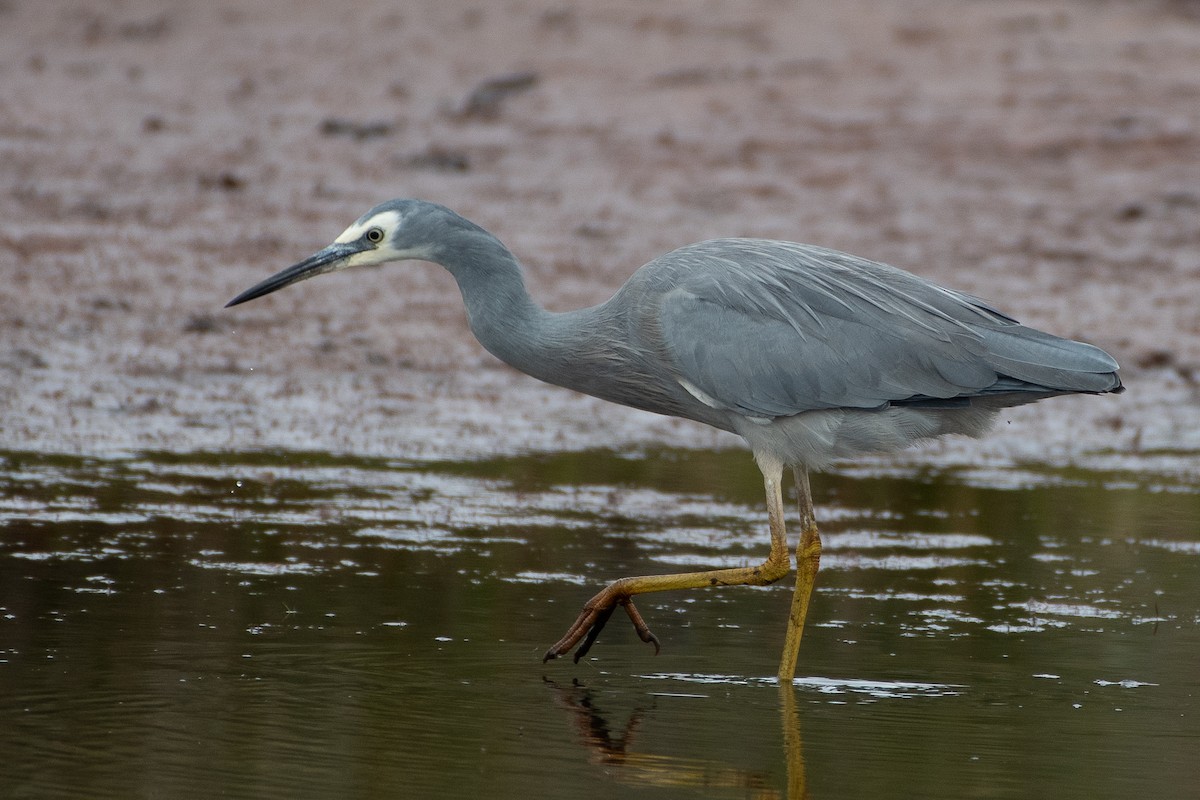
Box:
<box><xmin>226</xmin><ymin>198</ymin><xmax>1123</xmax><ymax>683</ymax></box>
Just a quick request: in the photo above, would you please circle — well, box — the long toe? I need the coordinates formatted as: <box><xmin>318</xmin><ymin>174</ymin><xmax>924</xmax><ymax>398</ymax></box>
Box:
<box><xmin>543</xmin><ymin>591</ymin><xmax>664</xmax><ymax>663</ymax></box>
<box><xmin>571</xmin><ymin>604</ymin><xmax>618</xmax><ymax>662</ymax></box>
<box><xmin>621</xmin><ymin>599</ymin><xmax>661</xmax><ymax>655</ymax></box>
<box><xmin>544</xmin><ymin>602</ymin><xmax>613</xmax><ymax>662</ymax></box>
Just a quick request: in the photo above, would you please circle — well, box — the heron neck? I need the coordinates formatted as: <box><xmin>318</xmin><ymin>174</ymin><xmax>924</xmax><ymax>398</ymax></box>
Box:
<box><xmin>434</xmin><ymin>229</ymin><xmax>593</xmax><ymax>385</ymax></box>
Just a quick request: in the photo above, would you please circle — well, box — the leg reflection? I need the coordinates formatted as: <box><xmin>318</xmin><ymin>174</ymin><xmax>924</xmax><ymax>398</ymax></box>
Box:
<box><xmin>545</xmin><ymin>678</ymin><xmax>808</xmax><ymax>798</ymax></box>
<box><xmin>544</xmin><ymin>677</ymin><xmax>649</xmax><ymax>767</ymax></box>
<box><xmin>780</xmin><ymin>683</ymin><xmax>810</xmax><ymax>800</ymax></box>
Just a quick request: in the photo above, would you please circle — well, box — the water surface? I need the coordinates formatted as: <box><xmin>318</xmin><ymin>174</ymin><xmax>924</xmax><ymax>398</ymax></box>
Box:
<box><xmin>1</xmin><ymin>449</ymin><xmax>1197</xmax><ymax>798</ymax></box>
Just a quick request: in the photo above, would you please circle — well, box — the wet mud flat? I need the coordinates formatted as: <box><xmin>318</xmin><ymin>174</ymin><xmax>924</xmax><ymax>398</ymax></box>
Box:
<box><xmin>0</xmin><ymin>0</ymin><xmax>1198</xmax><ymax>466</ymax></box>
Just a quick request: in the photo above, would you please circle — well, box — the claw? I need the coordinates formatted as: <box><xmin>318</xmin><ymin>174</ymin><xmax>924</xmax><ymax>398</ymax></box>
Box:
<box><xmin>622</xmin><ymin>599</ymin><xmax>660</xmax><ymax>655</ymax></box>
<box><xmin>543</xmin><ymin>589</ymin><xmax>662</xmax><ymax>664</ymax></box>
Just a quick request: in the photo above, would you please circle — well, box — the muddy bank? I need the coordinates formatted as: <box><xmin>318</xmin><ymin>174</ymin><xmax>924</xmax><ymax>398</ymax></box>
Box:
<box><xmin>1</xmin><ymin>0</ymin><xmax>1198</xmax><ymax>473</ymax></box>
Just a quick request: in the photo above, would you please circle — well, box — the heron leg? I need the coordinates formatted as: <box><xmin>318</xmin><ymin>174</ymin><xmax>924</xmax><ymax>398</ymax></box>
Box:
<box><xmin>543</xmin><ymin>459</ymin><xmax>791</xmax><ymax>664</ymax></box>
<box><xmin>777</xmin><ymin>467</ymin><xmax>821</xmax><ymax>685</ymax></box>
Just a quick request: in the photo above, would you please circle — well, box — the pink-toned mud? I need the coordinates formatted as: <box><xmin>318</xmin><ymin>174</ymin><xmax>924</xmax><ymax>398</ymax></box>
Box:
<box><xmin>1</xmin><ymin>0</ymin><xmax>1198</xmax><ymax>475</ymax></box>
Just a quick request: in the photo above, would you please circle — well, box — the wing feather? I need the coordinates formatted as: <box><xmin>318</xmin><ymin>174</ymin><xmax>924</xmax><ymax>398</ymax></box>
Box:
<box><xmin>650</xmin><ymin>240</ymin><xmax>1119</xmax><ymax>418</ymax></box>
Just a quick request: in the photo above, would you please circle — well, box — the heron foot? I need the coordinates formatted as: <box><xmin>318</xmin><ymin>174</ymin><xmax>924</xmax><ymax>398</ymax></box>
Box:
<box><xmin>543</xmin><ymin>591</ymin><xmax>661</xmax><ymax>663</ymax></box>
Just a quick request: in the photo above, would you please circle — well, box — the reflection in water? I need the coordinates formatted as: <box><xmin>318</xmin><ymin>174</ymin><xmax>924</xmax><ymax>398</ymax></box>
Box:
<box><xmin>1</xmin><ymin>448</ymin><xmax>1197</xmax><ymax>799</ymax></box>
<box><xmin>780</xmin><ymin>687</ymin><xmax>809</xmax><ymax>800</ymax></box>
<box><xmin>546</xmin><ymin>677</ymin><xmax>805</xmax><ymax>798</ymax></box>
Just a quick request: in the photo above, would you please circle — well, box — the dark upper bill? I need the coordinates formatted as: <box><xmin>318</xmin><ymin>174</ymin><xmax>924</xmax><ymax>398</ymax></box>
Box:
<box><xmin>225</xmin><ymin>241</ymin><xmax>368</xmax><ymax>308</ymax></box>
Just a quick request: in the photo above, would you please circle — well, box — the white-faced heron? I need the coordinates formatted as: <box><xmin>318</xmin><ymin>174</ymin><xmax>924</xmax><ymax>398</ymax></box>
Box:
<box><xmin>226</xmin><ymin>198</ymin><xmax>1123</xmax><ymax>683</ymax></box>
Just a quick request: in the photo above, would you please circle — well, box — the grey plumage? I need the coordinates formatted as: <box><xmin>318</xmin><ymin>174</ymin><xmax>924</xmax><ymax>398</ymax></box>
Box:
<box><xmin>228</xmin><ymin>199</ymin><xmax>1121</xmax><ymax>469</ymax></box>
<box><xmin>226</xmin><ymin>198</ymin><xmax>1123</xmax><ymax>671</ymax></box>
<box><xmin>652</xmin><ymin>239</ymin><xmax>1119</xmax><ymax>413</ymax></box>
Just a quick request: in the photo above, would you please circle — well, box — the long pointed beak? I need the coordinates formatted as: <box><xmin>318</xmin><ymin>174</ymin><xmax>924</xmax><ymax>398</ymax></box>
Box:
<box><xmin>225</xmin><ymin>241</ymin><xmax>367</xmax><ymax>308</ymax></box>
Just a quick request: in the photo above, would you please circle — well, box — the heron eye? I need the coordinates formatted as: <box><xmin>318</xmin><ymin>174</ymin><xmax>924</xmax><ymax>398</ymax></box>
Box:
<box><xmin>365</xmin><ymin>227</ymin><xmax>384</xmax><ymax>244</ymax></box>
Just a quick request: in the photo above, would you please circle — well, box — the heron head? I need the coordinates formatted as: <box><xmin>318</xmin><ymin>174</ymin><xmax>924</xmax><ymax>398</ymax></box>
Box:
<box><xmin>225</xmin><ymin>199</ymin><xmax>440</xmax><ymax>308</ymax></box>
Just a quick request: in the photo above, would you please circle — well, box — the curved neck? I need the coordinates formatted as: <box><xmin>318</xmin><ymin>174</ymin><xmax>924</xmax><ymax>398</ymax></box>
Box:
<box><xmin>432</xmin><ymin>226</ymin><xmax>579</xmax><ymax>382</ymax></box>
<box><xmin>426</xmin><ymin>218</ymin><xmax>693</xmax><ymax>422</ymax></box>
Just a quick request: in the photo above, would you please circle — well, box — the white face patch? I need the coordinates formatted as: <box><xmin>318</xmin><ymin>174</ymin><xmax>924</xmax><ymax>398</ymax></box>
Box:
<box><xmin>328</xmin><ymin>207</ymin><xmax>436</xmax><ymax>269</ymax></box>
<box><xmin>334</xmin><ymin>209</ymin><xmax>404</xmax><ymax>244</ymax></box>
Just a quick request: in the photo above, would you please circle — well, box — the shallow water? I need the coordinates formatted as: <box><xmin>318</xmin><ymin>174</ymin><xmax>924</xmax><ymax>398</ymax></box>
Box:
<box><xmin>1</xmin><ymin>448</ymin><xmax>1197</xmax><ymax>799</ymax></box>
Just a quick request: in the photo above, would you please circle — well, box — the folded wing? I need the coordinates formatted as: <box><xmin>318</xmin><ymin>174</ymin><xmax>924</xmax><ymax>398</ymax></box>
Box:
<box><xmin>654</xmin><ymin>240</ymin><xmax>1121</xmax><ymax>419</ymax></box>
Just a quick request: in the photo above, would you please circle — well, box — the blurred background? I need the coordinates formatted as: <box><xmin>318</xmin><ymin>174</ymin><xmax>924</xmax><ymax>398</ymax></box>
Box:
<box><xmin>0</xmin><ymin>0</ymin><xmax>1196</xmax><ymax>460</ymax></box>
<box><xmin>1</xmin><ymin>2</ymin><xmax>1198</xmax><ymax>798</ymax></box>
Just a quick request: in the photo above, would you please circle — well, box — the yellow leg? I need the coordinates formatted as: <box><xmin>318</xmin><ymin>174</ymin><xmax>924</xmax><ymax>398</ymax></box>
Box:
<box><xmin>544</xmin><ymin>457</ymin><xmax>793</xmax><ymax>663</ymax></box>
<box><xmin>778</xmin><ymin>467</ymin><xmax>821</xmax><ymax>685</ymax></box>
